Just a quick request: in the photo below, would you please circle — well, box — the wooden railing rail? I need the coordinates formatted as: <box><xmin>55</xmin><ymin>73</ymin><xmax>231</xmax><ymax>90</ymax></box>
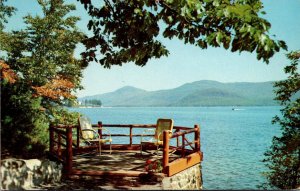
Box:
<box><xmin>49</xmin><ymin>125</ymin><xmax>68</xmax><ymax>158</ymax></box>
<box><xmin>162</xmin><ymin>124</ymin><xmax>201</xmax><ymax>176</ymax></box>
<box><xmin>165</xmin><ymin>125</ymin><xmax>201</xmax><ymax>158</ymax></box>
<box><xmin>97</xmin><ymin>122</ymin><xmax>157</xmax><ymax>146</ymax></box>
<box><xmin>97</xmin><ymin>124</ymin><xmax>191</xmax><ymax>130</ymax></box>
<box><xmin>49</xmin><ymin>125</ymin><xmax>74</xmax><ymax>176</ymax></box>
<box><xmin>171</xmin><ymin>128</ymin><xmax>195</xmax><ymax>138</ymax></box>
<box><xmin>95</xmin><ymin>122</ymin><xmax>198</xmax><ymax>146</ymax></box>
<box><xmin>101</xmin><ymin>124</ymin><xmax>156</xmax><ymax>128</ymax></box>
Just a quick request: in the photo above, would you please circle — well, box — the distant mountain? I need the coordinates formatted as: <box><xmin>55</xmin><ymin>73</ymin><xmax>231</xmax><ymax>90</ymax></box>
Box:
<box><xmin>78</xmin><ymin>80</ymin><xmax>278</xmax><ymax>106</ymax></box>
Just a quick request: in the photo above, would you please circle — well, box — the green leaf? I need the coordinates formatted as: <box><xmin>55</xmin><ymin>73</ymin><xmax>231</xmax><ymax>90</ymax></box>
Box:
<box><xmin>278</xmin><ymin>40</ymin><xmax>288</xmax><ymax>51</ymax></box>
<box><xmin>216</xmin><ymin>32</ymin><xmax>223</xmax><ymax>45</ymax></box>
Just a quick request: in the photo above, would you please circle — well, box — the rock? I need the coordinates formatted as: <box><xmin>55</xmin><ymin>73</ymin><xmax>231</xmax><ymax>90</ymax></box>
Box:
<box><xmin>0</xmin><ymin>158</ymin><xmax>62</xmax><ymax>190</ymax></box>
<box><xmin>24</xmin><ymin>159</ymin><xmax>41</xmax><ymax>171</ymax></box>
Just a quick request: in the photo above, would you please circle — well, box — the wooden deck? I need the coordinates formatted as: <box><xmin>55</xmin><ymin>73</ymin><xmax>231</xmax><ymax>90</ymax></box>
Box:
<box><xmin>73</xmin><ymin>150</ymin><xmax>179</xmax><ymax>172</ymax></box>
<box><xmin>49</xmin><ymin>122</ymin><xmax>203</xmax><ymax>179</ymax></box>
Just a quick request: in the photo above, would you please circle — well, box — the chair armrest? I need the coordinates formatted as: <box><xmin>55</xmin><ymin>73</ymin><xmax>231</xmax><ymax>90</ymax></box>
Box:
<box><xmin>142</xmin><ymin>128</ymin><xmax>155</xmax><ymax>134</ymax></box>
<box><xmin>82</xmin><ymin>129</ymin><xmax>98</xmax><ymax>134</ymax></box>
<box><xmin>81</xmin><ymin>129</ymin><xmax>100</xmax><ymax>140</ymax></box>
<box><xmin>93</xmin><ymin>127</ymin><xmax>112</xmax><ymax>141</ymax></box>
<box><xmin>157</xmin><ymin>130</ymin><xmax>172</xmax><ymax>141</ymax></box>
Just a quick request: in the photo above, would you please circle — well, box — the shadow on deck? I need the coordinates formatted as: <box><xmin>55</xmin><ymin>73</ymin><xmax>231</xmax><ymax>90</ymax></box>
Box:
<box><xmin>73</xmin><ymin>150</ymin><xmax>178</xmax><ymax>172</ymax></box>
<box><xmin>44</xmin><ymin>150</ymin><xmax>181</xmax><ymax>190</ymax></box>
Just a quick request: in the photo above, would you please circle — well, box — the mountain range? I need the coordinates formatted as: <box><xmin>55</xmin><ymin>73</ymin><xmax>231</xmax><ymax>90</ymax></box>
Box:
<box><xmin>78</xmin><ymin>80</ymin><xmax>280</xmax><ymax>107</ymax></box>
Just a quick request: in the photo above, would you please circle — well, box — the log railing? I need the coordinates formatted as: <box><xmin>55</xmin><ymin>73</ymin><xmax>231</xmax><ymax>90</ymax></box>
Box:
<box><xmin>97</xmin><ymin>123</ymin><xmax>157</xmax><ymax>147</ymax></box>
<box><xmin>49</xmin><ymin>124</ymin><xmax>77</xmax><ymax>176</ymax></box>
<box><xmin>49</xmin><ymin>122</ymin><xmax>202</xmax><ymax>177</ymax></box>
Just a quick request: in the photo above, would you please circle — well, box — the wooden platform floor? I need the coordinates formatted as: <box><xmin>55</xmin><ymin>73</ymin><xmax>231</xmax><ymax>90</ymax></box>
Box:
<box><xmin>73</xmin><ymin>150</ymin><xmax>180</xmax><ymax>172</ymax></box>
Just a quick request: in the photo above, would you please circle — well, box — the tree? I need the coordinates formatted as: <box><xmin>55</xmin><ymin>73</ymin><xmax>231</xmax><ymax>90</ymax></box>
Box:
<box><xmin>1</xmin><ymin>0</ymin><xmax>85</xmax><ymax>157</ymax></box>
<box><xmin>82</xmin><ymin>99</ymin><xmax>102</xmax><ymax>106</ymax></box>
<box><xmin>0</xmin><ymin>0</ymin><xmax>16</xmax><ymax>31</ymax></box>
<box><xmin>77</xmin><ymin>0</ymin><xmax>287</xmax><ymax>68</ymax></box>
<box><xmin>262</xmin><ymin>51</ymin><xmax>300</xmax><ymax>189</ymax></box>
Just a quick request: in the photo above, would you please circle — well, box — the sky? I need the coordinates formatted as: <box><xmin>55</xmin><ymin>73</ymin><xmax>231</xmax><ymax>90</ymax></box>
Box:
<box><xmin>4</xmin><ymin>0</ymin><xmax>300</xmax><ymax>97</ymax></box>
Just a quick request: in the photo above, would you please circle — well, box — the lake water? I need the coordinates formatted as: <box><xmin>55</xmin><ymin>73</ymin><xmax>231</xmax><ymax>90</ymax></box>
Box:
<box><xmin>69</xmin><ymin>106</ymin><xmax>281</xmax><ymax>189</ymax></box>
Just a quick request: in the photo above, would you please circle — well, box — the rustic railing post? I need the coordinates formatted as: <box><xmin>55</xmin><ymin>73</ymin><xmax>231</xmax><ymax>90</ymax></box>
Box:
<box><xmin>175</xmin><ymin>129</ymin><xmax>180</xmax><ymax>148</ymax></box>
<box><xmin>58</xmin><ymin>133</ymin><xmax>62</xmax><ymax>157</ymax></box>
<box><xmin>76</xmin><ymin>125</ymin><xmax>80</xmax><ymax>148</ymax></box>
<box><xmin>194</xmin><ymin>124</ymin><xmax>200</xmax><ymax>152</ymax></box>
<box><xmin>65</xmin><ymin>126</ymin><xmax>73</xmax><ymax>177</ymax></box>
<box><xmin>49</xmin><ymin>124</ymin><xmax>54</xmax><ymax>154</ymax></box>
<box><xmin>181</xmin><ymin>134</ymin><xmax>185</xmax><ymax>157</ymax></box>
<box><xmin>163</xmin><ymin>130</ymin><xmax>169</xmax><ymax>173</ymax></box>
<box><xmin>98</xmin><ymin>121</ymin><xmax>103</xmax><ymax>139</ymax></box>
<box><xmin>129</xmin><ymin>125</ymin><xmax>133</xmax><ymax>146</ymax></box>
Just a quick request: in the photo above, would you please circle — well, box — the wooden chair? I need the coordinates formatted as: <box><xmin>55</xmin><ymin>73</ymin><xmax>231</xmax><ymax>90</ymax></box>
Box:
<box><xmin>78</xmin><ymin>116</ymin><xmax>112</xmax><ymax>155</ymax></box>
<box><xmin>140</xmin><ymin>118</ymin><xmax>174</xmax><ymax>155</ymax></box>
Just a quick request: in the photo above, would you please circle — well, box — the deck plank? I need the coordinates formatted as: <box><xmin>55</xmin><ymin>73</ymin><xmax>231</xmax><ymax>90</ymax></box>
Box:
<box><xmin>73</xmin><ymin>150</ymin><xmax>179</xmax><ymax>172</ymax></box>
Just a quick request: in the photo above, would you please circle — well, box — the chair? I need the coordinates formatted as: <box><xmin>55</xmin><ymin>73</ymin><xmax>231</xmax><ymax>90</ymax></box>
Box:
<box><xmin>78</xmin><ymin>116</ymin><xmax>112</xmax><ymax>155</ymax></box>
<box><xmin>140</xmin><ymin>118</ymin><xmax>174</xmax><ymax>155</ymax></box>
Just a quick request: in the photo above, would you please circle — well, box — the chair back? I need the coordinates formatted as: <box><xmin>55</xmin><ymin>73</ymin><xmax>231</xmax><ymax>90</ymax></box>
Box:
<box><xmin>155</xmin><ymin>118</ymin><xmax>174</xmax><ymax>141</ymax></box>
<box><xmin>78</xmin><ymin>116</ymin><xmax>94</xmax><ymax>139</ymax></box>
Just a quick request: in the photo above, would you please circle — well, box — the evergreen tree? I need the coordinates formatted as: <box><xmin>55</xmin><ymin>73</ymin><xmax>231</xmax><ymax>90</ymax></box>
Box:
<box><xmin>1</xmin><ymin>0</ymin><xmax>85</xmax><ymax>157</ymax></box>
<box><xmin>262</xmin><ymin>51</ymin><xmax>300</xmax><ymax>189</ymax></box>
<box><xmin>82</xmin><ymin>99</ymin><xmax>102</xmax><ymax>106</ymax></box>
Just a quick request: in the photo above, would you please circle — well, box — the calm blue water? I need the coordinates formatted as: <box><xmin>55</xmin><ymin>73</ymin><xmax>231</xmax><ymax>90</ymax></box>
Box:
<box><xmin>69</xmin><ymin>106</ymin><xmax>281</xmax><ymax>189</ymax></box>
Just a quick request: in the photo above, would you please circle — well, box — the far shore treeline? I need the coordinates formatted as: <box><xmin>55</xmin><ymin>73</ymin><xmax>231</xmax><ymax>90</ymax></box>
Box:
<box><xmin>78</xmin><ymin>99</ymin><xmax>102</xmax><ymax>107</ymax></box>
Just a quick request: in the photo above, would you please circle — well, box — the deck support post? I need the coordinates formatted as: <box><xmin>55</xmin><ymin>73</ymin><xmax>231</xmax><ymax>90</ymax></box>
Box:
<box><xmin>194</xmin><ymin>124</ymin><xmax>200</xmax><ymax>151</ymax></box>
<box><xmin>163</xmin><ymin>130</ymin><xmax>169</xmax><ymax>173</ymax></box>
<box><xmin>65</xmin><ymin>126</ymin><xmax>73</xmax><ymax>177</ymax></box>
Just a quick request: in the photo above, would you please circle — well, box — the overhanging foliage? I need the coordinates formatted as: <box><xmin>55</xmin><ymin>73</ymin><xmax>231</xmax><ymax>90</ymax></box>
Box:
<box><xmin>78</xmin><ymin>0</ymin><xmax>287</xmax><ymax>68</ymax></box>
